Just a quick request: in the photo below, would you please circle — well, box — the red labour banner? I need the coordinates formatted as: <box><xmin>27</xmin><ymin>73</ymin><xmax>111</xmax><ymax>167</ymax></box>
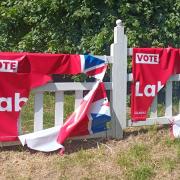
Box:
<box><xmin>131</xmin><ymin>48</ymin><xmax>180</xmax><ymax>121</ymax></box>
<box><xmin>0</xmin><ymin>52</ymin><xmax>82</xmax><ymax>141</ymax></box>
<box><xmin>0</xmin><ymin>73</ymin><xmax>30</xmax><ymax>141</ymax></box>
<box><xmin>0</xmin><ymin>52</ymin><xmax>109</xmax><ymax>142</ymax></box>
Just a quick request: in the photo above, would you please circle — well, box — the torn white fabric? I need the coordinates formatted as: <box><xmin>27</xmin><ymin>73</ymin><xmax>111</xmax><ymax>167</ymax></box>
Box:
<box><xmin>18</xmin><ymin>126</ymin><xmax>64</xmax><ymax>152</ymax></box>
<box><xmin>18</xmin><ymin>56</ymin><xmax>109</xmax><ymax>152</ymax></box>
<box><xmin>170</xmin><ymin>114</ymin><xmax>180</xmax><ymax>138</ymax></box>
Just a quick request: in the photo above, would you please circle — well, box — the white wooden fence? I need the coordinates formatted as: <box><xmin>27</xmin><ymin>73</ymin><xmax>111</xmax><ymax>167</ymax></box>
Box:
<box><xmin>31</xmin><ymin>19</ymin><xmax>180</xmax><ymax>139</ymax></box>
<box><xmin>1</xmin><ymin>19</ymin><xmax>179</xmax><ymax>146</ymax></box>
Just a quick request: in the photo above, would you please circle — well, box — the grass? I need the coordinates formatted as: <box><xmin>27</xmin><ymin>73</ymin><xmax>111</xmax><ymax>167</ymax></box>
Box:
<box><xmin>117</xmin><ymin>143</ymin><xmax>153</xmax><ymax>179</ymax></box>
<box><xmin>131</xmin><ymin>165</ymin><xmax>154</xmax><ymax>180</ymax></box>
<box><xmin>161</xmin><ymin>157</ymin><xmax>177</xmax><ymax>172</ymax></box>
<box><xmin>1</xmin><ymin>92</ymin><xmax>180</xmax><ymax>179</ymax></box>
<box><xmin>21</xmin><ymin>91</ymin><xmax>75</xmax><ymax>133</ymax></box>
<box><xmin>1</xmin><ymin>126</ymin><xmax>180</xmax><ymax>179</ymax></box>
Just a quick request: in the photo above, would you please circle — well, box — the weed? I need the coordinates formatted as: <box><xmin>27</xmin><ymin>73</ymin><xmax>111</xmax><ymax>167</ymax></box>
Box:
<box><xmin>75</xmin><ymin>149</ymin><xmax>94</xmax><ymax>165</ymax></box>
<box><xmin>130</xmin><ymin>165</ymin><xmax>154</xmax><ymax>180</ymax></box>
<box><xmin>161</xmin><ymin>157</ymin><xmax>177</xmax><ymax>173</ymax></box>
<box><xmin>164</xmin><ymin>137</ymin><xmax>175</xmax><ymax>147</ymax></box>
<box><xmin>56</xmin><ymin>155</ymin><xmax>76</xmax><ymax>170</ymax></box>
<box><xmin>130</xmin><ymin>144</ymin><xmax>150</xmax><ymax>162</ymax></box>
<box><xmin>161</xmin><ymin>157</ymin><xmax>176</xmax><ymax>172</ymax></box>
<box><xmin>117</xmin><ymin>153</ymin><xmax>133</xmax><ymax>169</ymax></box>
<box><xmin>117</xmin><ymin>143</ymin><xmax>153</xmax><ymax>179</ymax></box>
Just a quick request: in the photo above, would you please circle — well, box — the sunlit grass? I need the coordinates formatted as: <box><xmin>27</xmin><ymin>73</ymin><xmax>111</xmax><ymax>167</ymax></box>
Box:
<box><xmin>17</xmin><ymin>88</ymin><xmax>180</xmax><ymax>180</ymax></box>
<box><xmin>21</xmin><ymin>92</ymin><xmax>74</xmax><ymax>133</ymax></box>
<box><xmin>117</xmin><ymin>143</ymin><xmax>154</xmax><ymax>179</ymax></box>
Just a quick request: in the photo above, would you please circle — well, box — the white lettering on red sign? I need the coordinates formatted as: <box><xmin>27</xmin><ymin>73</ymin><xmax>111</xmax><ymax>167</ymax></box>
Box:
<box><xmin>135</xmin><ymin>53</ymin><xmax>159</xmax><ymax>64</ymax></box>
<box><xmin>0</xmin><ymin>93</ymin><xmax>28</xmax><ymax>112</ymax></box>
<box><xmin>0</xmin><ymin>60</ymin><xmax>18</xmax><ymax>72</ymax></box>
<box><xmin>135</xmin><ymin>81</ymin><xmax>164</xmax><ymax>97</ymax></box>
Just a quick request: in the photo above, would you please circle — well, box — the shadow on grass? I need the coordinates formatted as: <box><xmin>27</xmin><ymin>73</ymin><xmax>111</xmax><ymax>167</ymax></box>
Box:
<box><xmin>63</xmin><ymin>138</ymin><xmax>110</xmax><ymax>154</ymax></box>
<box><xmin>123</xmin><ymin>124</ymin><xmax>170</xmax><ymax>139</ymax></box>
<box><xmin>0</xmin><ymin>138</ymin><xmax>110</xmax><ymax>155</ymax></box>
<box><xmin>0</xmin><ymin>144</ymin><xmax>30</xmax><ymax>152</ymax></box>
<box><xmin>0</xmin><ymin>124</ymin><xmax>170</xmax><ymax>155</ymax></box>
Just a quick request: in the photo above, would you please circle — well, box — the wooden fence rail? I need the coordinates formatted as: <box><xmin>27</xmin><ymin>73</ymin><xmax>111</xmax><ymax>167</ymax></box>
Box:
<box><xmin>15</xmin><ymin>19</ymin><xmax>180</xmax><ymax>143</ymax></box>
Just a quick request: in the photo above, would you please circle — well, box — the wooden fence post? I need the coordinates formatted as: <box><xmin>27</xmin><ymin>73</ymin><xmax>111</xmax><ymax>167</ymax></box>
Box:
<box><xmin>110</xmin><ymin>19</ymin><xmax>127</xmax><ymax>138</ymax></box>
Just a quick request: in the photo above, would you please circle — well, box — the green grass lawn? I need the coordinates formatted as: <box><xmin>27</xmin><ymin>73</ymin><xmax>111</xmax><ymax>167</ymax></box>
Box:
<box><xmin>21</xmin><ymin>92</ymin><xmax>75</xmax><ymax>133</ymax></box>
<box><xmin>1</xmin><ymin>92</ymin><xmax>180</xmax><ymax>179</ymax></box>
<box><xmin>21</xmin><ymin>92</ymin><xmax>180</xmax><ymax>133</ymax></box>
<box><xmin>1</xmin><ymin>126</ymin><xmax>180</xmax><ymax>179</ymax></box>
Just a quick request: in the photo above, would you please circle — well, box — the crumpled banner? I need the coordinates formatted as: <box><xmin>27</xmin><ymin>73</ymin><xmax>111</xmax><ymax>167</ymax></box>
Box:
<box><xmin>131</xmin><ymin>48</ymin><xmax>180</xmax><ymax>121</ymax></box>
<box><xmin>19</xmin><ymin>126</ymin><xmax>64</xmax><ymax>152</ymax></box>
<box><xmin>0</xmin><ymin>52</ymin><xmax>110</xmax><ymax>142</ymax></box>
<box><xmin>18</xmin><ymin>55</ymin><xmax>111</xmax><ymax>152</ymax></box>
<box><xmin>0</xmin><ymin>72</ymin><xmax>30</xmax><ymax>141</ymax></box>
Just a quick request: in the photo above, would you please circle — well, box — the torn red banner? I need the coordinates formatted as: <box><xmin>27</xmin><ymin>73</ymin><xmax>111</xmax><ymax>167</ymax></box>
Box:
<box><xmin>57</xmin><ymin>81</ymin><xmax>110</xmax><ymax>144</ymax></box>
<box><xmin>131</xmin><ymin>48</ymin><xmax>180</xmax><ymax>121</ymax></box>
<box><xmin>0</xmin><ymin>73</ymin><xmax>30</xmax><ymax>141</ymax></box>
<box><xmin>0</xmin><ymin>52</ymin><xmax>110</xmax><ymax>143</ymax></box>
<box><xmin>0</xmin><ymin>52</ymin><xmax>82</xmax><ymax>141</ymax></box>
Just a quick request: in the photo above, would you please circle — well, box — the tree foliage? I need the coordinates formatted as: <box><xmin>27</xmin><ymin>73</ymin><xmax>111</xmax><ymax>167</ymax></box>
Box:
<box><xmin>0</xmin><ymin>0</ymin><xmax>179</xmax><ymax>54</ymax></box>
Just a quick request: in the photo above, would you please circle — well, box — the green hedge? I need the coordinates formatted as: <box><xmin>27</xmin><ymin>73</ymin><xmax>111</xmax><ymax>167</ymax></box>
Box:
<box><xmin>0</xmin><ymin>0</ymin><xmax>179</xmax><ymax>54</ymax></box>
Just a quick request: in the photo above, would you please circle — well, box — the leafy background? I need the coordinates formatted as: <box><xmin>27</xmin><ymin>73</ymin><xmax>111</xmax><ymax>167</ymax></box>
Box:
<box><xmin>0</xmin><ymin>0</ymin><xmax>179</xmax><ymax>55</ymax></box>
<box><xmin>0</xmin><ymin>2</ymin><xmax>180</xmax><ymax>179</ymax></box>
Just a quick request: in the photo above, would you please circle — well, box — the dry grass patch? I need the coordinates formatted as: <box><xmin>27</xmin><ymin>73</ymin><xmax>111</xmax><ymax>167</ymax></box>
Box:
<box><xmin>1</xmin><ymin>126</ymin><xmax>180</xmax><ymax>179</ymax></box>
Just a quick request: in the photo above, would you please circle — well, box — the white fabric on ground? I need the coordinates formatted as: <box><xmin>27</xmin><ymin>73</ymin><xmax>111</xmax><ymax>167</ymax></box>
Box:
<box><xmin>171</xmin><ymin>114</ymin><xmax>180</xmax><ymax>138</ymax></box>
<box><xmin>18</xmin><ymin>126</ymin><xmax>64</xmax><ymax>152</ymax></box>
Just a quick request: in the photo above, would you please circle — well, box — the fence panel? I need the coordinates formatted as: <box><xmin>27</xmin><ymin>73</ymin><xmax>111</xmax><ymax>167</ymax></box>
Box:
<box><xmin>150</xmin><ymin>97</ymin><xmax>158</xmax><ymax>118</ymax></box>
<box><xmin>127</xmin><ymin>74</ymin><xmax>180</xmax><ymax>127</ymax></box>
<box><xmin>32</xmin><ymin>82</ymin><xmax>112</xmax><ymax>139</ymax></box>
<box><xmin>75</xmin><ymin>91</ymin><xmax>83</xmax><ymax>109</ymax></box>
<box><xmin>55</xmin><ymin>91</ymin><xmax>64</xmax><ymax>126</ymax></box>
<box><xmin>34</xmin><ymin>92</ymin><xmax>44</xmax><ymax>132</ymax></box>
<box><xmin>165</xmin><ymin>82</ymin><xmax>173</xmax><ymax>117</ymax></box>
<box><xmin>1</xmin><ymin>19</ymin><xmax>179</xmax><ymax>147</ymax></box>
<box><xmin>110</xmin><ymin>20</ymin><xmax>127</xmax><ymax>139</ymax></box>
